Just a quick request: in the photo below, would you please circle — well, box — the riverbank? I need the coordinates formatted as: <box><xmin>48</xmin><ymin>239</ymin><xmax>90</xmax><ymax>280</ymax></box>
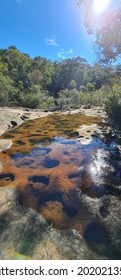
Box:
<box><xmin>0</xmin><ymin>106</ymin><xmax>106</xmax><ymax>150</ymax></box>
<box><xmin>0</xmin><ymin>106</ymin><xmax>106</xmax><ymax>136</ymax></box>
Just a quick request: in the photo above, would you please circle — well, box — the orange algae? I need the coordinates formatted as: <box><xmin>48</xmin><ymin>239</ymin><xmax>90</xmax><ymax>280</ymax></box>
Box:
<box><xmin>40</xmin><ymin>201</ymin><xmax>70</xmax><ymax>229</ymax></box>
<box><xmin>0</xmin><ymin>113</ymin><xmax>101</xmax><ymax>235</ymax></box>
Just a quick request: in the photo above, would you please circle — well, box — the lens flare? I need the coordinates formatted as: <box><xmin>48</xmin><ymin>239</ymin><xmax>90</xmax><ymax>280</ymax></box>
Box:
<box><xmin>93</xmin><ymin>0</ymin><xmax>110</xmax><ymax>13</ymax></box>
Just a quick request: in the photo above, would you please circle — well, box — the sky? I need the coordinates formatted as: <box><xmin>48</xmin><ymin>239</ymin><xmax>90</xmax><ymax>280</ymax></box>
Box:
<box><xmin>0</xmin><ymin>0</ymin><xmax>120</xmax><ymax>64</ymax></box>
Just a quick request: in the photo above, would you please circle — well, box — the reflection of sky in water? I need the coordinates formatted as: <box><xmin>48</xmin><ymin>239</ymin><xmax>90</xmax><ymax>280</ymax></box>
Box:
<box><xmin>89</xmin><ymin>149</ymin><xmax>114</xmax><ymax>185</ymax></box>
<box><xmin>12</xmin><ymin>135</ymin><xmax>113</xmax><ymax>175</ymax></box>
<box><xmin>1</xmin><ymin>116</ymin><xmax>121</xmax><ymax>261</ymax></box>
<box><xmin>9</xmin><ymin>132</ymin><xmax>118</xmax><ymax>191</ymax></box>
<box><xmin>2</xmin><ymin>132</ymin><xmax>119</xmax><ymax>199</ymax></box>
<box><xmin>89</xmin><ymin>139</ymin><xmax>117</xmax><ymax>185</ymax></box>
<box><xmin>12</xmin><ymin>136</ymin><xmax>103</xmax><ymax>161</ymax></box>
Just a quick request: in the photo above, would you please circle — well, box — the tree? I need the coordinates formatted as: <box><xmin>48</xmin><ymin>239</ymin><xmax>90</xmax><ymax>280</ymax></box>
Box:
<box><xmin>78</xmin><ymin>1</ymin><xmax>121</xmax><ymax>126</ymax></box>
<box><xmin>0</xmin><ymin>73</ymin><xmax>18</xmax><ymax>106</ymax></box>
<box><xmin>70</xmin><ymin>80</ymin><xmax>77</xmax><ymax>89</ymax></box>
<box><xmin>79</xmin><ymin>0</ymin><xmax>121</xmax><ymax>63</ymax></box>
<box><xmin>105</xmin><ymin>84</ymin><xmax>121</xmax><ymax>126</ymax></box>
<box><xmin>2</xmin><ymin>47</ymin><xmax>31</xmax><ymax>85</ymax></box>
<box><xmin>28</xmin><ymin>69</ymin><xmax>43</xmax><ymax>85</ymax></box>
<box><xmin>33</xmin><ymin>56</ymin><xmax>54</xmax><ymax>89</ymax></box>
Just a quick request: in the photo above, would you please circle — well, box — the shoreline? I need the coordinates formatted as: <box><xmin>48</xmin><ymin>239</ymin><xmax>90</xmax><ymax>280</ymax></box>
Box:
<box><xmin>0</xmin><ymin>106</ymin><xmax>106</xmax><ymax>150</ymax></box>
<box><xmin>0</xmin><ymin>106</ymin><xmax>106</xmax><ymax>136</ymax></box>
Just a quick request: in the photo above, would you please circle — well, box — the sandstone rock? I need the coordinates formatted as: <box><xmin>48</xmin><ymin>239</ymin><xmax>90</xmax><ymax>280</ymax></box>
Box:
<box><xmin>0</xmin><ymin>187</ymin><xmax>104</xmax><ymax>260</ymax></box>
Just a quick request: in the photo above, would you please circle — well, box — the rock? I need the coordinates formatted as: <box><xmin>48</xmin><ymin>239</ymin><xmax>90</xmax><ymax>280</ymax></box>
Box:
<box><xmin>11</xmin><ymin>121</ymin><xmax>17</xmax><ymax>127</ymax></box>
<box><xmin>99</xmin><ymin>206</ymin><xmax>109</xmax><ymax>218</ymax></box>
<box><xmin>0</xmin><ymin>108</ymin><xmax>53</xmax><ymax>137</ymax></box>
<box><xmin>84</xmin><ymin>222</ymin><xmax>114</xmax><ymax>258</ymax></box>
<box><xmin>83</xmin><ymin>105</ymin><xmax>91</xmax><ymax>109</ymax></box>
<box><xmin>82</xmin><ymin>192</ymin><xmax>121</xmax><ymax>259</ymax></box>
<box><xmin>0</xmin><ymin>139</ymin><xmax>12</xmax><ymax>152</ymax></box>
<box><xmin>0</xmin><ymin>187</ymin><xmax>104</xmax><ymax>260</ymax></box>
<box><xmin>0</xmin><ymin>162</ymin><xmax>3</xmax><ymax>172</ymax></box>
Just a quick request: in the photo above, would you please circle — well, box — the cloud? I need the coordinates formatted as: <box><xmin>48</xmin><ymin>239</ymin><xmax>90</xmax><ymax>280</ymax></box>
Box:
<box><xmin>66</xmin><ymin>49</ymin><xmax>74</xmax><ymax>55</ymax></box>
<box><xmin>57</xmin><ymin>51</ymin><xmax>66</xmax><ymax>60</ymax></box>
<box><xmin>57</xmin><ymin>49</ymin><xmax>74</xmax><ymax>59</ymax></box>
<box><xmin>45</xmin><ymin>37</ymin><xmax>58</xmax><ymax>47</ymax></box>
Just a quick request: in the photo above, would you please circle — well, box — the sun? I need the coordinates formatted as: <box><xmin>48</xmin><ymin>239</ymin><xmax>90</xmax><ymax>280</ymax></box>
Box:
<box><xmin>93</xmin><ymin>0</ymin><xmax>110</xmax><ymax>13</ymax></box>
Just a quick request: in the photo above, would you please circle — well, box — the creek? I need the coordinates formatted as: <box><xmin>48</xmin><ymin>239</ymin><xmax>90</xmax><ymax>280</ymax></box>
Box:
<box><xmin>0</xmin><ymin>113</ymin><xmax>121</xmax><ymax>259</ymax></box>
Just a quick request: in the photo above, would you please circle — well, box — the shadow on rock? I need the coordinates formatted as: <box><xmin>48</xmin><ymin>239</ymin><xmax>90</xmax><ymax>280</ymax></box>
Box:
<box><xmin>84</xmin><ymin>222</ymin><xmax>115</xmax><ymax>259</ymax></box>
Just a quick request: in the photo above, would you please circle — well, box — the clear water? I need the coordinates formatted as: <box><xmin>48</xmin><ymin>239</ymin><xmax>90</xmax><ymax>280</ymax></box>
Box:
<box><xmin>0</xmin><ymin>113</ymin><xmax>121</xmax><ymax>259</ymax></box>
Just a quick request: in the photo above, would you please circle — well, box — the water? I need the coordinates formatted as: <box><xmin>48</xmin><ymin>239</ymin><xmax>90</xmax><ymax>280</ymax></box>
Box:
<box><xmin>0</xmin><ymin>113</ymin><xmax>121</xmax><ymax>259</ymax></box>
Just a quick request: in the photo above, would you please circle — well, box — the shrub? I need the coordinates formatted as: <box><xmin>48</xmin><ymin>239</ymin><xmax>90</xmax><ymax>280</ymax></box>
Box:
<box><xmin>21</xmin><ymin>93</ymin><xmax>39</xmax><ymax>108</ymax></box>
<box><xmin>0</xmin><ymin>73</ymin><xmax>18</xmax><ymax>106</ymax></box>
<box><xmin>105</xmin><ymin>87</ymin><xmax>121</xmax><ymax>127</ymax></box>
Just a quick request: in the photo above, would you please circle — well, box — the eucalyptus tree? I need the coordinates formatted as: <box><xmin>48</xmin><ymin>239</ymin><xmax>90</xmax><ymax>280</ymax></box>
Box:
<box><xmin>79</xmin><ymin>0</ymin><xmax>121</xmax><ymax>64</ymax></box>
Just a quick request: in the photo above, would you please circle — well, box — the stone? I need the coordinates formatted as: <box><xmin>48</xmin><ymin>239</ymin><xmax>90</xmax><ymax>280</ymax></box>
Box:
<box><xmin>0</xmin><ymin>187</ymin><xmax>104</xmax><ymax>260</ymax></box>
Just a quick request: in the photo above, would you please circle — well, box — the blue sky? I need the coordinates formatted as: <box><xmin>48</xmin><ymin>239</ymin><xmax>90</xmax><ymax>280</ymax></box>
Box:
<box><xmin>0</xmin><ymin>0</ymin><xmax>120</xmax><ymax>64</ymax></box>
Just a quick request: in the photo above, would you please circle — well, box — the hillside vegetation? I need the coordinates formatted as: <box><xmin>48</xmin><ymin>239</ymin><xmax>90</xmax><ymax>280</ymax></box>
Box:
<box><xmin>0</xmin><ymin>46</ymin><xmax>121</xmax><ymax>126</ymax></box>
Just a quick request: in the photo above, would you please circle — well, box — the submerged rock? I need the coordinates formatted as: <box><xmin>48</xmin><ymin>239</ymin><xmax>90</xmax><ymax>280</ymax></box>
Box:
<box><xmin>0</xmin><ymin>187</ymin><xmax>105</xmax><ymax>260</ymax></box>
<box><xmin>84</xmin><ymin>222</ymin><xmax>114</xmax><ymax>258</ymax></box>
<box><xmin>82</xmin><ymin>194</ymin><xmax>121</xmax><ymax>259</ymax></box>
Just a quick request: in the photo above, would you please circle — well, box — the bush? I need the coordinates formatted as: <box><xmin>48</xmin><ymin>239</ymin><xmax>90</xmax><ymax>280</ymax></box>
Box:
<box><xmin>21</xmin><ymin>93</ymin><xmax>39</xmax><ymax>109</ymax></box>
<box><xmin>38</xmin><ymin>93</ymin><xmax>55</xmax><ymax>110</ymax></box>
<box><xmin>57</xmin><ymin>89</ymin><xmax>81</xmax><ymax>109</ymax></box>
<box><xmin>20</xmin><ymin>89</ymin><xmax>56</xmax><ymax>110</ymax></box>
<box><xmin>0</xmin><ymin>73</ymin><xmax>18</xmax><ymax>106</ymax></box>
<box><xmin>105</xmin><ymin>88</ymin><xmax>121</xmax><ymax>127</ymax></box>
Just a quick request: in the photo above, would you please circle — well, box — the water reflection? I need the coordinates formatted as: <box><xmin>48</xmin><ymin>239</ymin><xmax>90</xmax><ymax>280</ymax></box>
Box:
<box><xmin>89</xmin><ymin>149</ymin><xmax>114</xmax><ymax>185</ymax></box>
<box><xmin>0</xmin><ymin>113</ymin><xmax>121</xmax><ymax>259</ymax></box>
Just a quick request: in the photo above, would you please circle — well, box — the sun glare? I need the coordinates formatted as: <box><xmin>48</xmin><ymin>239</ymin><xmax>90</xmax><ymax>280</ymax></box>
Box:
<box><xmin>93</xmin><ymin>0</ymin><xmax>110</xmax><ymax>13</ymax></box>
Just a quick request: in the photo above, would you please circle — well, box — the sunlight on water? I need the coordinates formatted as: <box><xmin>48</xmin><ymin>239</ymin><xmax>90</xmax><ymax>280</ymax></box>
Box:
<box><xmin>89</xmin><ymin>149</ymin><xmax>114</xmax><ymax>185</ymax></box>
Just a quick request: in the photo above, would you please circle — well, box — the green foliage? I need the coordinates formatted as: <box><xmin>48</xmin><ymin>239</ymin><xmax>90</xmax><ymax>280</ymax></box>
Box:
<box><xmin>21</xmin><ymin>93</ymin><xmax>39</xmax><ymax>109</ymax></box>
<box><xmin>58</xmin><ymin>89</ymin><xmax>81</xmax><ymax>109</ymax></box>
<box><xmin>0</xmin><ymin>45</ymin><xmax>121</xmax><ymax>124</ymax></box>
<box><xmin>85</xmin><ymin>82</ymin><xmax>95</xmax><ymax>92</ymax></box>
<box><xmin>79</xmin><ymin>0</ymin><xmax>121</xmax><ymax>64</ymax></box>
<box><xmin>2</xmin><ymin>47</ymin><xmax>31</xmax><ymax>84</ymax></box>
<box><xmin>0</xmin><ymin>57</ymin><xmax>8</xmax><ymax>74</ymax></box>
<box><xmin>28</xmin><ymin>69</ymin><xmax>42</xmax><ymax>85</ymax></box>
<box><xmin>0</xmin><ymin>73</ymin><xmax>18</xmax><ymax>106</ymax></box>
<box><xmin>105</xmin><ymin>85</ymin><xmax>121</xmax><ymax>127</ymax></box>
<box><xmin>78</xmin><ymin>1</ymin><xmax>121</xmax><ymax>126</ymax></box>
<box><xmin>70</xmin><ymin>80</ymin><xmax>77</xmax><ymax>89</ymax></box>
<box><xmin>33</xmin><ymin>56</ymin><xmax>54</xmax><ymax>89</ymax></box>
<box><xmin>20</xmin><ymin>85</ymin><xmax>55</xmax><ymax>110</ymax></box>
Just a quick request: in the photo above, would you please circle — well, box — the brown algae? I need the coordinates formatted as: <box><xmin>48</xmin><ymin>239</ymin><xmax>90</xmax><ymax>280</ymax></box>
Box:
<box><xmin>0</xmin><ymin>113</ymin><xmax>104</xmax><ymax>234</ymax></box>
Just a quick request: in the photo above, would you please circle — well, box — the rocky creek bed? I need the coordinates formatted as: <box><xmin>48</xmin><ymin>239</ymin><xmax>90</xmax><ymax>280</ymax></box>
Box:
<box><xmin>0</xmin><ymin>107</ymin><xmax>121</xmax><ymax>260</ymax></box>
